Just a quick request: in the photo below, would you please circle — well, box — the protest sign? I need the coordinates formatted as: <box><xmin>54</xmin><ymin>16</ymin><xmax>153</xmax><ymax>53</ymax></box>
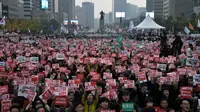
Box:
<box><xmin>25</xmin><ymin>90</ymin><xmax>37</xmax><ymax>102</ymax></box>
<box><xmin>54</xmin><ymin>96</ymin><xmax>68</xmax><ymax>106</ymax></box>
<box><xmin>193</xmin><ymin>74</ymin><xmax>200</xmax><ymax>86</ymax></box>
<box><xmin>17</xmin><ymin>56</ymin><xmax>26</xmax><ymax>63</ymax></box>
<box><xmin>53</xmin><ymin>87</ymin><xmax>68</xmax><ymax>96</ymax></box>
<box><xmin>18</xmin><ymin>85</ymin><xmax>36</xmax><ymax>97</ymax></box>
<box><xmin>157</xmin><ymin>63</ymin><xmax>167</xmax><ymax>72</ymax></box>
<box><xmin>137</xmin><ymin>72</ymin><xmax>147</xmax><ymax>83</ymax></box>
<box><xmin>0</xmin><ymin>85</ymin><xmax>8</xmax><ymax>95</ymax></box>
<box><xmin>179</xmin><ymin>87</ymin><xmax>193</xmax><ymax>99</ymax></box>
<box><xmin>0</xmin><ymin>62</ymin><xmax>5</xmax><ymax>67</ymax></box>
<box><xmin>68</xmin><ymin>80</ymin><xmax>80</xmax><ymax>89</ymax></box>
<box><xmin>56</xmin><ymin>53</ymin><xmax>65</xmax><ymax>60</ymax></box>
<box><xmin>106</xmin><ymin>79</ymin><xmax>117</xmax><ymax>87</ymax></box>
<box><xmin>1</xmin><ymin>100</ymin><xmax>11</xmax><ymax>112</ymax></box>
<box><xmin>30</xmin><ymin>57</ymin><xmax>39</xmax><ymax>63</ymax></box>
<box><xmin>103</xmin><ymin>72</ymin><xmax>112</xmax><ymax>79</ymax></box>
<box><xmin>186</xmin><ymin>58</ymin><xmax>198</xmax><ymax>66</ymax></box>
<box><xmin>39</xmin><ymin>89</ymin><xmax>53</xmax><ymax>101</ymax></box>
<box><xmin>122</xmin><ymin>103</ymin><xmax>134</xmax><ymax>112</ymax></box>
<box><xmin>0</xmin><ymin>94</ymin><xmax>10</xmax><ymax>101</ymax></box>
<box><xmin>85</xmin><ymin>82</ymin><xmax>97</xmax><ymax>91</ymax></box>
<box><xmin>124</xmin><ymin>80</ymin><xmax>135</xmax><ymax>89</ymax></box>
<box><xmin>177</xmin><ymin>68</ymin><xmax>187</xmax><ymax>75</ymax></box>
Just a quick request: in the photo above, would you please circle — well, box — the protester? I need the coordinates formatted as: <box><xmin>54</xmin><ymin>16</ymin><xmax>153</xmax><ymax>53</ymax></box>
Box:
<box><xmin>186</xmin><ymin>43</ymin><xmax>193</xmax><ymax>58</ymax></box>
<box><xmin>10</xmin><ymin>106</ymin><xmax>21</xmax><ymax>112</ymax></box>
<box><xmin>0</xmin><ymin>34</ymin><xmax>198</xmax><ymax>112</ymax></box>
<box><xmin>172</xmin><ymin>35</ymin><xmax>183</xmax><ymax>57</ymax></box>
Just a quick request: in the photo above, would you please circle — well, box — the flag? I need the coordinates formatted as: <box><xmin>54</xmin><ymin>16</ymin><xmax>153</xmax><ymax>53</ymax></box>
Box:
<box><xmin>129</xmin><ymin>20</ymin><xmax>134</xmax><ymax>32</ymax></box>
<box><xmin>0</xmin><ymin>16</ymin><xmax>6</xmax><ymax>26</ymax></box>
<box><xmin>74</xmin><ymin>29</ymin><xmax>77</xmax><ymax>36</ymax></box>
<box><xmin>189</xmin><ymin>22</ymin><xmax>194</xmax><ymax>30</ymax></box>
<box><xmin>40</xmin><ymin>30</ymin><xmax>43</xmax><ymax>34</ymax></box>
<box><xmin>184</xmin><ymin>26</ymin><xmax>190</xmax><ymax>34</ymax></box>
<box><xmin>28</xmin><ymin>28</ymin><xmax>31</xmax><ymax>33</ymax></box>
<box><xmin>60</xmin><ymin>23</ymin><xmax>68</xmax><ymax>34</ymax></box>
<box><xmin>116</xmin><ymin>34</ymin><xmax>123</xmax><ymax>47</ymax></box>
<box><xmin>197</xmin><ymin>19</ymin><xmax>200</xmax><ymax>28</ymax></box>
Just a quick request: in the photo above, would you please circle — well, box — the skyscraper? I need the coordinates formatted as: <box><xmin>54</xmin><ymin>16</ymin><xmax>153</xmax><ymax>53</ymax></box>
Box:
<box><xmin>126</xmin><ymin>3</ymin><xmax>139</xmax><ymax>19</ymax></box>
<box><xmin>146</xmin><ymin>0</ymin><xmax>153</xmax><ymax>12</ymax></box>
<box><xmin>75</xmin><ymin>5</ymin><xmax>85</xmax><ymax>26</ymax></box>
<box><xmin>67</xmin><ymin>0</ymin><xmax>76</xmax><ymax>23</ymax></box>
<box><xmin>113</xmin><ymin>0</ymin><xmax>127</xmax><ymax>24</ymax></box>
<box><xmin>23</xmin><ymin>0</ymin><xmax>32</xmax><ymax>19</ymax></box>
<box><xmin>82</xmin><ymin>2</ymin><xmax>94</xmax><ymax>28</ymax></box>
<box><xmin>163</xmin><ymin>0</ymin><xmax>193</xmax><ymax>20</ymax></box>
<box><xmin>153</xmin><ymin>0</ymin><xmax>164</xmax><ymax>19</ymax></box>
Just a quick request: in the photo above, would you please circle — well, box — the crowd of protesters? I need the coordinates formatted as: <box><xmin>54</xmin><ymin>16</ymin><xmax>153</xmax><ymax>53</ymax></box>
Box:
<box><xmin>0</xmin><ymin>34</ymin><xmax>199</xmax><ymax>112</ymax></box>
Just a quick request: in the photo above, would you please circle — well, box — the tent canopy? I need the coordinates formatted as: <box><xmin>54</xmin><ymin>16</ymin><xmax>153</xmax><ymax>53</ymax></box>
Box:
<box><xmin>134</xmin><ymin>15</ymin><xmax>165</xmax><ymax>29</ymax></box>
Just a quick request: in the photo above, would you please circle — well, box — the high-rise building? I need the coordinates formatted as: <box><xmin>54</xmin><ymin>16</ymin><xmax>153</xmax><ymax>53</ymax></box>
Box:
<box><xmin>153</xmin><ymin>0</ymin><xmax>164</xmax><ymax>19</ymax></box>
<box><xmin>163</xmin><ymin>0</ymin><xmax>193</xmax><ymax>20</ymax></box>
<box><xmin>113</xmin><ymin>0</ymin><xmax>127</xmax><ymax>23</ymax></box>
<box><xmin>75</xmin><ymin>5</ymin><xmax>85</xmax><ymax>26</ymax></box>
<box><xmin>108</xmin><ymin>12</ymin><xmax>113</xmax><ymax>24</ymax></box>
<box><xmin>175</xmin><ymin>0</ymin><xmax>193</xmax><ymax>20</ymax></box>
<box><xmin>67</xmin><ymin>0</ymin><xmax>75</xmax><ymax>23</ymax></box>
<box><xmin>82</xmin><ymin>2</ymin><xmax>94</xmax><ymax>28</ymax></box>
<box><xmin>23</xmin><ymin>0</ymin><xmax>33</xmax><ymax>19</ymax></box>
<box><xmin>48</xmin><ymin>0</ymin><xmax>55</xmax><ymax>13</ymax></box>
<box><xmin>194</xmin><ymin>0</ymin><xmax>200</xmax><ymax>6</ymax></box>
<box><xmin>146</xmin><ymin>0</ymin><xmax>153</xmax><ymax>12</ymax></box>
<box><xmin>126</xmin><ymin>3</ymin><xmax>139</xmax><ymax>19</ymax></box>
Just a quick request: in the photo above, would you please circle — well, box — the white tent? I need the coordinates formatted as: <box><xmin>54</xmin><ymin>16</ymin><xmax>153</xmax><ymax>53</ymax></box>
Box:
<box><xmin>134</xmin><ymin>15</ymin><xmax>165</xmax><ymax>29</ymax></box>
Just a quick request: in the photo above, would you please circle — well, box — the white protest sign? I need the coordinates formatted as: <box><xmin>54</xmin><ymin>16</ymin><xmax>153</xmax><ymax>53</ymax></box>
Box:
<box><xmin>30</xmin><ymin>57</ymin><xmax>39</xmax><ymax>63</ymax></box>
<box><xmin>18</xmin><ymin>85</ymin><xmax>36</xmax><ymax>97</ymax></box>
<box><xmin>193</xmin><ymin>74</ymin><xmax>200</xmax><ymax>86</ymax></box>
<box><xmin>16</xmin><ymin>56</ymin><xmax>26</xmax><ymax>63</ymax></box>
<box><xmin>186</xmin><ymin>58</ymin><xmax>198</xmax><ymax>66</ymax></box>
<box><xmin>56</xmin><ymin>53</ymin><xmax>65</xmax><ymax>60</ymax></box>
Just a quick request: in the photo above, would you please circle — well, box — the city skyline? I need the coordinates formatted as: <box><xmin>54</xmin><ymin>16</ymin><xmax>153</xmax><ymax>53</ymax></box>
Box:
<box><xmin>75</xmin><ymin>0</ymin><xmax>146</xmax><ymax>18</ymax></box>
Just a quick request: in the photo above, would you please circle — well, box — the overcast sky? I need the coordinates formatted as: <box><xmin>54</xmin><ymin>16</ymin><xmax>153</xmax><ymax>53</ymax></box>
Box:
<box><xmin>75</xmin><ymin>0</ymin><xmax>146</xmax><ymax>18</ymax></box>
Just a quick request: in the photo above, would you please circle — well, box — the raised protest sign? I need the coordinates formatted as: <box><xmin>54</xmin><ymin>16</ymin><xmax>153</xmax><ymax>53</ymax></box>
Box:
<box><xmin>193</xmin><ymin>74</ymin><xmax>200</xmax><ymax>86</ymax></box>
<box><xmin>39</xmin><ymin>89</ymin><xmax>53</xmax><ymax>101</ymax></box>
<box><xmin>18</xmin><ymin>85</ymin><xmax>36</xmax><ymax>97</ymax></box>
<box><xmin>0</xmin><ymin>85</ymin><xmax>8</xmax><ymax>95</ymax></box>
<box><xmin>30</xmin><ymin>57</ymin><xmax>39</xmax><ymax>63</ymax></box>
<box><xmin>186</xmin><ymin>58</ymin><xmax>198</xmax><ymax>66</ymax></box>
<box><xmin>17</xmin><ymin>56</ymin><xmax>26</xmax><ymax>63</ymax></box>
<box><xmin>56</xmin><ymin>53</ymin><xmax>65</xmax><ymax>60</ymax></box>
<box><xmin>54</xmin><ymin>96</ymin><xmax>67</xmax><ymax>106</ymax></box>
